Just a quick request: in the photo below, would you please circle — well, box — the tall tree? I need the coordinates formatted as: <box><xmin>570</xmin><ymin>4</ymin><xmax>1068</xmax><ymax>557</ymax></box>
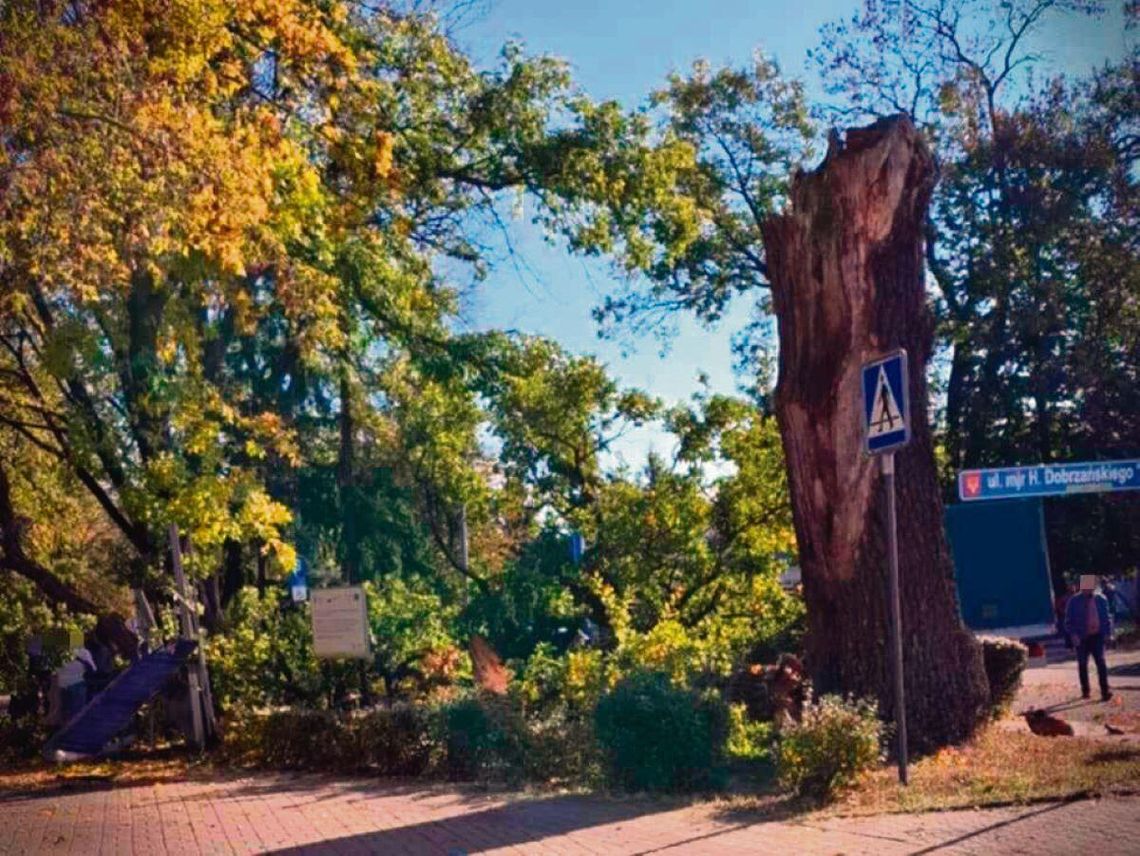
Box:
<box><xmin>584</xmin><ymin>54</ymin><xmax>996</xmax><ymax>745</ymax></box>
<box><xmin>0</xmin><ymin>1</ymin><xmax>705</xmax><ymax>640</ymax></box>
<box><xmin>761</xmin><ymin>115</ymin><xmax>987</xmax><ymax>748</ymax></box>
<box><xmin>0</xmin><ymin>0</ymin><xmax>352</xmax><ymax>620</ymax></box>
<box><xmin>463</xmin><ymin>365</ymin><xmax>800</xmax><ymax>678</ymax></box>
<box><xmin>811</xmin><ymin>0</ymin><xmax>1139</xmax><ymax>580</ymax></box>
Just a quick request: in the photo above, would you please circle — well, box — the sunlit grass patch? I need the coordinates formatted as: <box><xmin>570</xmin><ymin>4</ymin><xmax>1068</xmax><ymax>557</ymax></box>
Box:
<box><xmin>821</xmin><ymin>726</ymin><xmax>1140</xmax><ymax>816</ymax></box>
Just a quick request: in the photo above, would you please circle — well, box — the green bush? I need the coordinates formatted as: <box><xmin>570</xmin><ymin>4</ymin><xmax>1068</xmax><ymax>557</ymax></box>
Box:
<box><xmin>978</xmin><ymin>636</ymin><xmax>1028</xmax><ymax>714</ymax></box>
<box><xmin>256</xmin><ymin>709</ymin><xmax>348</xmax><ymax>770</ymax></box>
<box><xmin>352</xmin><ymin>704</ymin><xmax>438</xmax><ymax>775</ymax></box>
<box><xmin>225</xmin><ymin>705</ymin><xmax>440</xmax><ymax>775</ymax></box>
<box><xmin>0</xmin><ymin>714</ymin><xmax>47</xmax><ymax>764</ymax></box>
<box><xmin>775</xmin><ymin>694</ymin><xmax>883</xmax><ymax>801</ymax></box>
<box><xmin>225</xmin><ymin>697</ymin><xmax>557</xmax><ymax>783</ymax></box>
<box><xmin>517</xmin><ymin>644</ymin><xmax>609</xmax><ymax>719</ymax></box>
<box><xmin>206</xmin><ymin>589</ymin><xmax>326</xmax><ymax>711</ymax></box>
<box><xmin>726</xmin><ymin>703</ymin><xmax>773</xmax><ymax>762</ymax></box>
<box><xmin>440</xmin><ymin>695</ymin><xmax>527</xmax><ymax>781</ymax></box>
<box><xmin>524</xmin><ymin>708</ymin><xmax>602</xmax><ymax>784</ymax></box>
<box><xmin>593</xmin><ymin>670</ymin><xmax>729</xmax><ymax>793</ymax></box>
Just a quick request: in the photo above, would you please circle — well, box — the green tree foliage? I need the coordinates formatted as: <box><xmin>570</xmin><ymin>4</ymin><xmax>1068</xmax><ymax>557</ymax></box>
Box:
<box><xmin>477</xmin><ymin>336</ymin><xmax>660</xmax><ymax>512</ymax></box>
<box><xmin>0</xmin><ymin>1</ymin><xmax>803</xmax><ymax>717</ymax></box>
<box><xmin>468</xmin><ymin>374</ymin><xmax>801</xmax><ymax>688</ymax></box>
<box><xmin>206</xmin><ymin>588</ymin><xmax>325</xmax><ymax>711</ymax></box>
<box><xmin>0</xmin><ymin>1</ymin><xmax>699</xmax><ymax>626</ymax></box>
<box><xmin>366</xmin><ymin>576</ymin><xmax>462</xmax><ymax>698</ymax></box>
<box><xmin>577</xmin><ymin>1</ymin><xmax>1137</xmax><ymax>583</ymax></box>
<box><xmin>0</xmin><ymin>435</ymin><xmax>128</xmax><ymax>686</ymax></box>
<box><xmin>591</xmin><ymin>55</ymin><xmax>814</xmax><ymax>358</ymax></box>
<box><xmin>207</xmin><ymin>580</ymin><xmax>459</xmax><ymax>711</ymax></box>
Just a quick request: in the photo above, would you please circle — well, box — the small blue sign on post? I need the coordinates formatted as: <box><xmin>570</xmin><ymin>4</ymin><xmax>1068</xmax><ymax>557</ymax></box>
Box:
<box><xmin>568</xmin><ymin>532</ymin><xmax>586</xmax><ymax>565</ymax></box>
<box><xmin>860</xmin><ymin>348</ymin><xmax>912</xmax><ymax>785</ymax></box>
<box><xmin>862</xmin><ymin>349</ymin><xmax>910</xmax><ymax>455</ymax></box>
<box><xmin>958</xmin><ymin>459</ymin><xmax>1140</xmax><ymax>502</ymax></box>
<box><xmin>288</xmin><ymin>555</ymin><xmax>309</xmax><ymax>603</ymax></box>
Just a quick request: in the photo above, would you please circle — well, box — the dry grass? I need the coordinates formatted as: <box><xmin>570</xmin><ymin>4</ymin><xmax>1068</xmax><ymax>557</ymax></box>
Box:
<box><xmin>0</xmin><ymin>747</ymin><xmax>211</xmax><ymax>795</ymax></box>
<box><xmin>821</xmin><ymin>726</ymin><xmax>1140</xmax><ymax>816</ymax></box>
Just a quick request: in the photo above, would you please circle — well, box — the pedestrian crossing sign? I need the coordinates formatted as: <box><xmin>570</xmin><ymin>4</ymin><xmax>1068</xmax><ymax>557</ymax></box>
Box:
<box><xmin>862</xmin><ymin>349</ymin><xmax>910</xmax><ymax>455</ymax></box>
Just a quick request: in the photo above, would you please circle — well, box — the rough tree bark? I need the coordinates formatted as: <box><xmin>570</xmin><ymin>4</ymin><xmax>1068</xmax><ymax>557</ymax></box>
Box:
<box><xmin>761</xmin><ymin>115</ymin><xmax>989</xmax><ymax>750</ymax></box>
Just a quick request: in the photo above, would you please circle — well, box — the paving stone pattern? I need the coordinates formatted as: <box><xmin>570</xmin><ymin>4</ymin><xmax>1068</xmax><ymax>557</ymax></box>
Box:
<box><xmin>1</xmin><ymin>775</ymin><xmax>1137</xmax><ymax>855</ymax></box>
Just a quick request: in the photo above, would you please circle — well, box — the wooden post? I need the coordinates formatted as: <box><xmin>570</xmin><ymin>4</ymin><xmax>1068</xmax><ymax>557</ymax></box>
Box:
<box><xmin>133</xmin><ymin>589</ymin><xmax>156</xmax><ymax>655</ymax></box>
<box><xmin>187</xmin><ymin>582</ymin><xmax>218</xmax><ymax>737</ymax></box>
<box><xmin>168</xmin><ymin>524</ymin><xmax>215</xmax><ymax>747</ymax></box>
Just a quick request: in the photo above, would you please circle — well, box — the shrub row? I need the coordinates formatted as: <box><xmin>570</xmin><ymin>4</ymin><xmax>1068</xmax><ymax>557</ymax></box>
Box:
<box><xmin>222</xmin><ymin>671</ymin><xmax>886</xmax><ymax>800</ymax></box>
<box><xmin>223</xmin><ymin>695</ymin><xmax>601</xmax><ymax>784</ymax></box>
<box><xmin>223</xmin><ymin>672</ymin><xmax>730</xmax><ymax>791</ymax></box>
<box><xmin>225</xmin><ymin>701</ymin><xmax>484</xmax><ymax>778</ymax></box>
<box><xmin>244</xmin><ymin>704</ymin><xmax>439</xmax><ymax>775</ymax></box>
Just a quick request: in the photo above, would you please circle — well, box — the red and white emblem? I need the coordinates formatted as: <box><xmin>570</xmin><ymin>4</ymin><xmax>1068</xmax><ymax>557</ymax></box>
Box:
<box><xmin>962</xmin><ymin>472</ymin><xmax>981</xmax><ymax>498</ymax></box>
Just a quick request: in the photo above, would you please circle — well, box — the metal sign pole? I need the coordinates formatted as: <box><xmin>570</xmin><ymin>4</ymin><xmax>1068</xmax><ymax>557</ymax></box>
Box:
<box><xmin>862</xmin><ymin>349</ymin><xmax>910</xmax><ymax>785</ymax></box>
<box><xmin>882</xmin><ymin>452</ymin><xmax>908</xmax><ymax>784</ymax></box>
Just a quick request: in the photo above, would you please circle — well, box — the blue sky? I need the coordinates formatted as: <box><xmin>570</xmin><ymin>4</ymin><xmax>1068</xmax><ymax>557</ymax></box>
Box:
<box><xmin>448</xmin><ymin>1</ymin><xmax>1128</xmax><ymax>470</ymax></box>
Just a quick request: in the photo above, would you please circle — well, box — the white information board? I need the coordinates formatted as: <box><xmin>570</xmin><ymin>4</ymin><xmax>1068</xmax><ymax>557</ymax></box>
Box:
<box><xmin>311</xmin><ymin>586</ymin><xmax>370</xmax><ymax>659</ymax></box>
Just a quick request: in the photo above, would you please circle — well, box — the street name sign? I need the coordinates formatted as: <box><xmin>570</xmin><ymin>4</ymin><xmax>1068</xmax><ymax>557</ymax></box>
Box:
<box><xmin>862</xmin><ymin>350</ymin><xmax>910</xmax><ymax>455</ymax></box>
<box><xmin>958</xmin><ymin>459</ymin><xmax>1140</xmax><ymax>502</ymax></box>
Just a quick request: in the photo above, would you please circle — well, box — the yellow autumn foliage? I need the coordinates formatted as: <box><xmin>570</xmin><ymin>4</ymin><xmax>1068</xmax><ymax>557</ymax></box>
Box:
<box><xmin>0</xmin><ymin>0</ymin><xmax>357</xmax><ymax>328</ymax></box>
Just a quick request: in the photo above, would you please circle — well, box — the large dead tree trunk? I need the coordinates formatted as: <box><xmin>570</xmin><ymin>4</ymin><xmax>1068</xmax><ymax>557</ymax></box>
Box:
<box><xmin>761</xmin><ymin>115</ymin><xmax>988</xmax><ymax>750</ymax></box>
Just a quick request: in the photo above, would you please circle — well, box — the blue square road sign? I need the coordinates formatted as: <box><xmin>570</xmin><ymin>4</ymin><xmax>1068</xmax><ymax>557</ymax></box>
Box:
<box><xmin>862</xmin><ymin>350</ymin><xmax>910</xmax><ymax>455</ymax></box>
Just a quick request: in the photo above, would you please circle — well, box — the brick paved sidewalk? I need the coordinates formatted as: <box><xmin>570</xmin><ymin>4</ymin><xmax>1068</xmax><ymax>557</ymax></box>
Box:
<box><xmin>1</xmin><ymin>774</ymin><xmax>1136</xmax><ymax>855</ymax></box>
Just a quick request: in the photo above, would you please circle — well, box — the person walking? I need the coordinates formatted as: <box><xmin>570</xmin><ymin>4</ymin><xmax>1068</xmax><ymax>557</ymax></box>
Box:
<box><xmin>1064</xmin><ymin>575</ymin><xmax>1113</xmax><ymax>702</ymax></box>
<box><xmin>1055</xmin><ymin>583</ymin><xmax>1076</xmax><ymax>649</ymax></box>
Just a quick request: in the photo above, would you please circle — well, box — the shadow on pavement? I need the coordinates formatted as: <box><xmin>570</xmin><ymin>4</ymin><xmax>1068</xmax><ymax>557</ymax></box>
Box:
<box><xmin>1040</xmin><ymin>698</ymin><xmax>1096</xmax><ymax>714</ymax></box>
<box><xmin>0</xmin><ymin>765</ymin><xmax>217</xmax><ymax>805</ymax></box>
<box><xmin>260</xmin><ymin>793</ymin><xmax>691</xmax><ymax>855</ymax></box>
<box><xmin>709</xmin><ymin>795</ymin><xmax>820</xmax><ymax>827</ymax></box>
<box><xmin>0</xmin><ymin>777</ymin><xmax>122</xmax><ymax>804</ymax></box>
<box><xmin>144</xmin><ymin>772</ymin><xmax>600</xmax><ymax>813</ymax></box>
<box><xmin>905</xmin><ymin>800</ymin><xmax>1071</xmax><ymax>855</ymax></box>
<box><xmin>0</xmin><ymin>744</ymin><xmax>214</xmax><ymax>804</ymax></box>
<box><xmin>0</xmin><ymin>765</ymin><xmax>546</xmax><ymax>812</ymax></box>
